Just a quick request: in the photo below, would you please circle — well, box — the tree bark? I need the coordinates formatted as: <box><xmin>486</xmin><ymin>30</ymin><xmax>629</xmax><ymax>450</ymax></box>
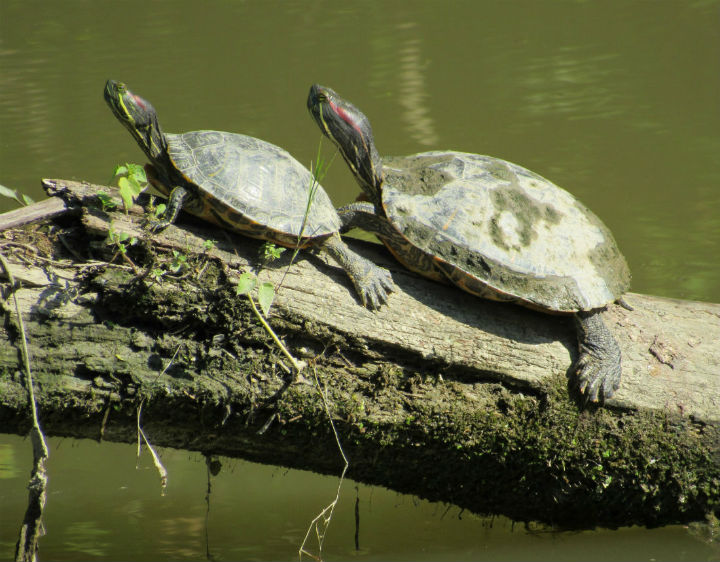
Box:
<box><xmin>1</xmin><ymin>179</ymin><xmax>718</xmax><ymax>529</ymax></box>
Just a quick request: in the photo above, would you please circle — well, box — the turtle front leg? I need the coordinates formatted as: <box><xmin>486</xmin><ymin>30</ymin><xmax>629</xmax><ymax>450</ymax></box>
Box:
<box><xmin>337</xmin><ymin>201</ymin><xmax>397</xmax><ymax>237</ymax></box>
<box><xmin>147</xmin><ymin>185</ymin><xmax>188</xmax><ymax>232</ymax></box>
<box><xmin>321</xmin><ymin>233</ymin><xmax>394</xmax><ymax>310</ymax></box>
<box><xmin>573</xmin><ymin>310</ymin><xmax>622</xmax><ymax>401</ymax></box>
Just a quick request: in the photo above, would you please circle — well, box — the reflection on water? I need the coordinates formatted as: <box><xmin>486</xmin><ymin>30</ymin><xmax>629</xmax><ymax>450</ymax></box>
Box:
<box><xmin>521</xmin><ymin>48</ymin><xmax>623</xmax><ymax>121</ymax></box>
<box><xmin>0</xmin><ymin>433</ymin><xmax>715</xmax><ymax>562</ymax></box>
<box><xmin>396</xmin><ymin>23</ymin><xmax>439</xmax><ymax>147</ymax></box>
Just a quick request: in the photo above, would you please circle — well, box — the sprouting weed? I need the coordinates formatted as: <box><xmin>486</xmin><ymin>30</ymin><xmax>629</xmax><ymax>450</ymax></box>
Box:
<box><xmin>111</xmin><ymin>163</ymin><xmax>148</xmax><ymax>213</ymax></box>
<box><xmin>202</xmin><ymin>239</ymin><xmax>216</xmax><ymax>253</ymax></box>
<box><xmin>106</xmin><ymin>225</ymin><xmax>137</xmax><ymax>256</ymax></box>
<box><xmin>0</xmin><ymin>183</ymin><xmax>34</xmax><ymax>207</ymax></box>
<box><xmin>97</xmin><ymin>192</ymin><xmax>118</xmax><ymax>212</ymax></box>
<box><xmin>169</xmin><ymin>250</ymin><xmax>187</xmax><ymax>274</ymax></box>
<box><xmin>260</xmin><ymin>241</ymin><xmax>286</xmax><ymax>265</ymax></box>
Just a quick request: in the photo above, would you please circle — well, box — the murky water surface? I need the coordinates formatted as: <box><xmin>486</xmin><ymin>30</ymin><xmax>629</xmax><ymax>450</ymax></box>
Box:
<box><xmin>1</xmin><ymin>1</ymin><xmax>719</xmax><ymax>559</ymax></box>
<box><xmin>1</xmin><ymin>435</ymin><xmax>715</xmax><ymax>561</ymax></box>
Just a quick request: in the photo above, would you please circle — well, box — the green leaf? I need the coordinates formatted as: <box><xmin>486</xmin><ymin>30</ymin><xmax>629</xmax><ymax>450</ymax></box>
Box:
<box><xmin>154</xmin><ymin>203</ymin><xmax>166</xmax><ymax>217</ymax></box>
<box><xmin>235</xmin><ymin>272</ymin><xmax>257</xmax><ymax>295</ymax></box>
<box><xmin>0</xmin><ymin>184</ymin><xmax>33</xmax><ymax>207</ymax></box>
<box><xmin>261</xmin><ymin>241</ymin><xmax>286</xmax><ymax>262</ymax></box>
<box><xmin>168</xmin><ymin>250</ymin><xmax>187</xmax><ymax>273</ymax></box>
<box><xmin>97</xmin><ymin>192</ymin><xmax>117</xmax><ymax>211</ymax></box>
<box><xmin>117</xmin><ymin>177</ymin><xmax>134</xmax><ymax>211</ymax></box>
<box><xmin>126</xmin><ymin>163</ymin><xmax>146</xmax><ymax>182</ymax></box>
<box><xmin>0</xmin><ymin>184</ymin><xmax>17</xmax><ymax>199</ymax></box>
<box><xmin>112</xmin><ymin>164</ymin><xmax>128</xmax><ymax>178</ymax></box>
<box><xmin>257</xmin><ymin>282</ymin><xmax>275</xmax><ymax>316</ymax></box>
<box><xmin>127</xmin><ymin>176</ymin><xmax>145</xmax><ymax>196</ymax></box>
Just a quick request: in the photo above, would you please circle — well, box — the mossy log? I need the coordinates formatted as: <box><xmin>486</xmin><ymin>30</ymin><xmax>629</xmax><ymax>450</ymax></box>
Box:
<box><xmin>1</xmin><ymin>179</ymin><xmax>718</xmax><ymax>529</ymax></box>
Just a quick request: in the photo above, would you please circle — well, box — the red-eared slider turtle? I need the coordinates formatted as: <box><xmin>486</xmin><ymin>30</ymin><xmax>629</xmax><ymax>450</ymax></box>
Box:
<box><xmin>307</xmin><ymin>84</ymin><xmax>631</xmax><ymax>401</ymax></box>
<box><xmin>104</xmin><ymin>80</ymin><xmax>393</xmax><ymax>309</ymax></box>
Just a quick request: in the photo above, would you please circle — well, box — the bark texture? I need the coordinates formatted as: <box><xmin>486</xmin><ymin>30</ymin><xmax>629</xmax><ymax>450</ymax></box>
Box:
<box><xmin>1</xmin><ymin>179</ymin><xmax>718</xmax><ymax>528</ymax></box>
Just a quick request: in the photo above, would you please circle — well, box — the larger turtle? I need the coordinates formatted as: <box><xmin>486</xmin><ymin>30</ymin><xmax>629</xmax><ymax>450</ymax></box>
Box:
<box><xmin>307</xmin><ymin>84</ymin><xmax>631</xmax><ymax>401</ymax></box>
<box><xmin>104</xmin><ymin>80</ymin><xmax>393</xmax><ymax>309</ymax></box>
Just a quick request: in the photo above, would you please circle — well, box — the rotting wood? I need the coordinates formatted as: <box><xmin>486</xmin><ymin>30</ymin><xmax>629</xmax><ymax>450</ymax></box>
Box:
<box><xmin>1</xmin><ymin>179</ymin><xmax>718</xmax><ymax>529</ymax></box>
<box><xmin>0</xmin><ymin>196</ymin><xmax>70</xmax><ymax>231</ymax></box>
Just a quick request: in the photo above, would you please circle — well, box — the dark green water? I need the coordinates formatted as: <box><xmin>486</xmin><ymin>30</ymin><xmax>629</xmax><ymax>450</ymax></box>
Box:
<box><xmin>1</xmin><ymin>1</ymin><xmax>719</xmax><ymax>559</ymax></box>
<box><xmin>0</xmin><ymin>434</ymin><xmax>715</xmax><ymax>561</ymax></box>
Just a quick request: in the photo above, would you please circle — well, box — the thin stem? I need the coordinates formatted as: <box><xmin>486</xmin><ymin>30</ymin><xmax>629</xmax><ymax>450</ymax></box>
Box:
<box><xmin>1</xmin><ymin>250</ymin><xmax>50</xmax><ymax>562</ymax></box>
<box><xmin>246</xmin><ymin>294</ymin><xmax>304</xmax><ymax>373</ymax></box>
<box><xmin>277</xmin><ymin>138</ymin><xmax>338</xmax><ymax>293</ymax></box>
<box><xmin>298</xmin><ymin>367</ymin><xmax>349</xmax><ymax>560</ymax></box>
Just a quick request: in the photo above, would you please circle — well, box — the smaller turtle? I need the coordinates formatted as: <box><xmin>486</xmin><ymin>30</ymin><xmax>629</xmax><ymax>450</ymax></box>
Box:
<box><xmin>307</xmin><ymin>84</ymin><xmax>631</xmax><ymax>401</ymax></box>
<box><xmin>104</xmin><ymin>80</ymin><xmax>393</xmax><ymax>309</ymax></box>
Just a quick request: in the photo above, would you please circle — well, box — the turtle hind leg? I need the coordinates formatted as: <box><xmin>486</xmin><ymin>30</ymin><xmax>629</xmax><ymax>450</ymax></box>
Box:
<box><xmin>573</xmin><ymin>310</ymin><xmax>622</xmax><ymax>402</ymax></box>
<box><xmin>321</xmin><ymin>233</ymin><xmax>395</xmax><ymax>310</ymax></box>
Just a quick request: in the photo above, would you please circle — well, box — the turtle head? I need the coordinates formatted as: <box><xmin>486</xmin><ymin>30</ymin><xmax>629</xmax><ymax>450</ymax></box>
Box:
<box><xmin>104</xmin><ymin>80</ymin><xmax>167</xmax><ymax>162</ymax></box>
<box><xmin>307</xmin><ymin>84</ymin><xmax>383</xmax><ymax>206</ymax></box>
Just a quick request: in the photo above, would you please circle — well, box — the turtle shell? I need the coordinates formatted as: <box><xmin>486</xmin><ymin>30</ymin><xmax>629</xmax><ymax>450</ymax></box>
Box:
<box><xmin>164</xmin><ymin>130</ymin><xmax>341</xmax><ymax>239</ymax></box>
<box><xmin>380</xmin><ymin>151</ymin><xmax>630</xmax><ymax>312</ymax></box>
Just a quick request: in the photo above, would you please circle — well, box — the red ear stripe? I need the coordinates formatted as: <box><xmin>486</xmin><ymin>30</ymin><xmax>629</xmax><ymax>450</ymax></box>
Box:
<box><xmin>330</xmin><ymin>100</ymin><xmax>363</xmax><ymax>137</ymax></box>
<box><xmin>132</xmin><ymin>94</ymin><xmax>148</xmax><ymax>110</ymax></box>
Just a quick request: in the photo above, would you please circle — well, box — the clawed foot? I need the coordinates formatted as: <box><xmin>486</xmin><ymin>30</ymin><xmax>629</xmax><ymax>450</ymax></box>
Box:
<box><xmin>351</xmin><ymin>257</ymin><xmax>395</xmax><ymax>310</ymax></box>
<box><xmin>143</xmin><ymin>217</ymin><xmax>172</xmax><ymax>233</ymax></box>
<box><xmin>574</xmin><ymin>311</ymin><xmax>622</xmax><ymax>402</ymax></box>
<box><xmin>575</xmin><ymin>340</ymin><xmax>622</xmax><ymax>402</ymax></box>
<box><xmin>323</xmin><ymin>233</ymin><xmax>395</xmax><ymax>310</ymax></box>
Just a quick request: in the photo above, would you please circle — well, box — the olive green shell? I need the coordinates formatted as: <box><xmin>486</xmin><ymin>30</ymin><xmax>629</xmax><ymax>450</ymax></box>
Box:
<box><xmin>381</xmin><ymin>151</ymin><xmax>630</xmax><ymax>312</ymax></box>
<box><xmin>166</xmin><ymin>130</ymin><xmax>341</xmax><ymax>238</ymax></box>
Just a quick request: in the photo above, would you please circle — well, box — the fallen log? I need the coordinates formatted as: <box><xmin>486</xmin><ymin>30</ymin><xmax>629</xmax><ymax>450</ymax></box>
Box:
<box><xmin>1</xmin><ymin>179</ymin><xmax>718</xmax><ymax>528</ymax></box>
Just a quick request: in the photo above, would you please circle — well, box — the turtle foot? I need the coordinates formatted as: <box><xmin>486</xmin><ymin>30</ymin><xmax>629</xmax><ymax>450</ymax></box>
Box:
<box><xmin>144</xmin><ymin>217</ymin><xmax>172</xmax><ymax>233</ymax></box>
<box><xmin>573</xmin><ymin>311</ymin><xmax>622</xmax><ymax>402</ymax></box>
<box><xmin>350</xmin><ymin>258</ymin><xmax>395</xmax><ymax>310</ymax></box>
<box><xmin>322</xmin><ymin>233</ymin><xmax>395</xmax><ymax>310</ymax></box>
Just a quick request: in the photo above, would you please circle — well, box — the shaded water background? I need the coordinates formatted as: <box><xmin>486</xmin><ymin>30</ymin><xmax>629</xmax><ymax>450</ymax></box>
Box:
<box><xmin>1</xmin><ymin>1</ymin><xmax>719</xmax><ymax>560</ymax></box>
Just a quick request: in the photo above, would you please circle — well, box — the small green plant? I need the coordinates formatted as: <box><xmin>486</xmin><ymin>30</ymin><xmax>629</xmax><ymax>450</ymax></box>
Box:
<box><xmin>235</xmin><ymin>271</ymin><xmax>304</xmax><ymax>373</ymax></box>
<box><xmin>96</xmin><ymin>192</ymin><xmax>118</xmax><ymax>212</ymax></box>
<box><xmin>148</xmin><ymin>267</ymin><xmax>166</xmax><ymax>283</ymax></box>
<box><xmin>236</xmin><ymin>272</ymin><xmax>275</xmax><ymax>317</ymax></box>
<box><xmin>111</xmin><ymin>163</ymin><xmax>148</xmax><ymax>212</ymax></box>
<box><xmin>106</xmin><ymin>224</ymin><xmax>138</xmax><ymax>271</ymax></box>
<box><xmin>260</xmin><ymin>241</ymin><xmax>286</xmax><ymax>265</ymax></box>
<box><xmin>202</xmin><ymin>239</ymin><xmax>216</xmax><ymax>253</ymax></box>
<box><xmin>0</xmin><ymin>183</ymin><xmax>34</xmax><ymax>207</ymax></box>
<box><xmin>107</xmin><ymin>225</ymin><xmax>137</xmax><ymax>257</ymax></box>
<box><xmin>168</xmin><ymin>250</ymin><xmax>187</xmax><ymax>274</ymax></box>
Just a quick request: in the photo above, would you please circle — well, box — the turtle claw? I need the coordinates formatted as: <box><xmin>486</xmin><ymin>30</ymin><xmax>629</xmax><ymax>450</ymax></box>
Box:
<box><xmin>575</xmin><ymin>352</ymin><xmax>620</xmax><ymax>402</ymax></box>
<box><xmin>322</xmin><ymin>233</ymin><xmax>395</xmax><ymax>310</ymax></box>
<box><xmin>574</xmin><ymin>311</ymin><xmax>622</xmax><ymax>402</ymax></box>
<box><xmin>364</xmin><ymin>267</ymin><xmax>395</xmax><ymax>310</ymax></box>
<box><xmin>350</xmin><ymin>258</ymin><xmax>395</xmax><ymax>310</ymax></box>
<box><xmin>144</xmin><ymin>217</ymin><xmax>172</xmax><ymax>233</ymax></box>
